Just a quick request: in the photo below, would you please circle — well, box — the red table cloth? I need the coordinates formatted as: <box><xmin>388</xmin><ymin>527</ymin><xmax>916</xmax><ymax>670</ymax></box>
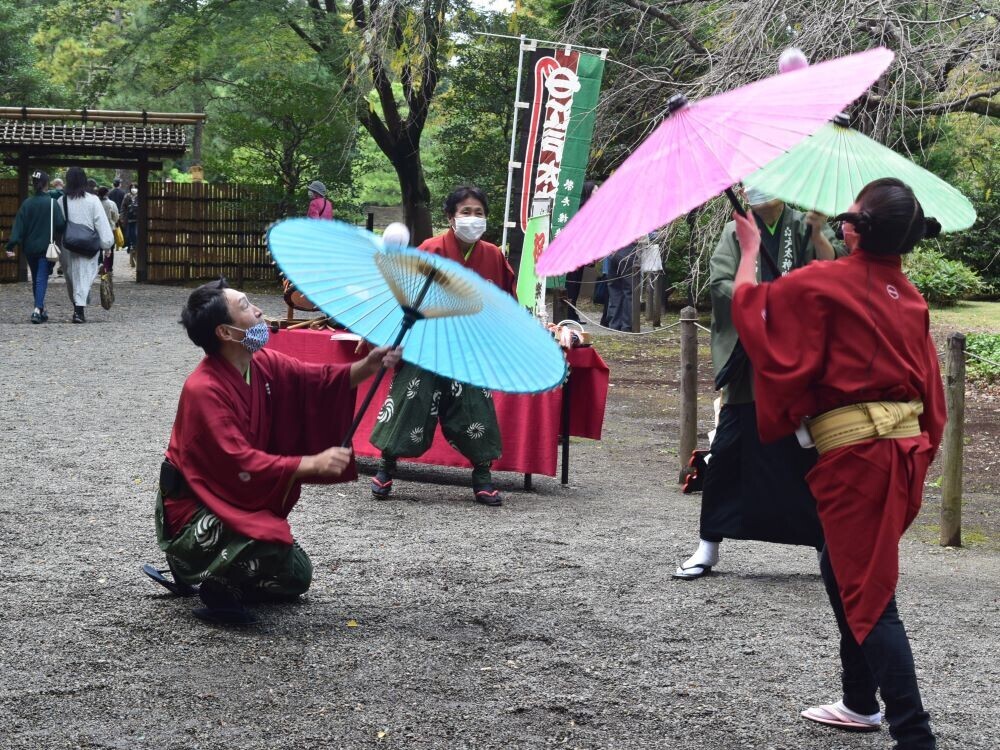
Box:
<box><xmin>265</xmin><ymin>328</ymin><xmax>609</xmax><ymax>477</ymax></box>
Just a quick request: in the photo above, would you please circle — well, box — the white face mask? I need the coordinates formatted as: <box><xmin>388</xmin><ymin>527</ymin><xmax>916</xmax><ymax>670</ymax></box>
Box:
<box><xmin>453</xmin><ymin>216</ymin><xmax>486</xmax><ymax>244</ymax></box>
<box><xmin>744</xmin><ymin>185</ymin><xmax>775</xmax><ymax>206</ymax></box>
<box><xmin>130</xmin><ymin>188</ymin><xmax>138</xmax><ymax>195</ymax></box>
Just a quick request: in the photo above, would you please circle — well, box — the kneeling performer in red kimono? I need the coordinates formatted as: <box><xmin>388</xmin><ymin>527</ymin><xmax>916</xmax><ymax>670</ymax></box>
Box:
<box><xmin>730</xmin><ymin>179</ymin><xmax>945</xmax><ymax>750</ymax></box>
<box><xmin>146</xmin><ymin>279</ymin><xmax>400</xmax><ymax>624</ymax></box>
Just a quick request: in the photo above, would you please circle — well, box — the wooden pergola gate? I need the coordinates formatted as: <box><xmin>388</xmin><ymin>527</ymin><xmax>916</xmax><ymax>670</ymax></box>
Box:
<box><xmin>0</xmin><ymin>107</ymin><xmax>203</xmax><ymax>283</ymax></box>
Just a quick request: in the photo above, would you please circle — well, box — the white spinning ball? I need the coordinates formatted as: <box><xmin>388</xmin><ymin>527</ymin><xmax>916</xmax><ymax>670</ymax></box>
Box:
<box><xmin>778</xmin><ymin>47</ymin><xmax>809</xmax><ymax>73</ymax></box>
<box><xmin>382</xmin><ymin>222</ymin><xmax>411</xmax><ymax>249</ymax></box>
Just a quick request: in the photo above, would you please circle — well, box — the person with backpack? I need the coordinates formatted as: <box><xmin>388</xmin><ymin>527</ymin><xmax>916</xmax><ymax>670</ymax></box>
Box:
<box><xmin>306</xmin><ymin>181</ymin><xmax>333</xmax><ymax>219</ymax></box>
<box><xmin>4</xmin><ymin>171</ymin><xmax>66</xmax><ymax>323</ymax></box>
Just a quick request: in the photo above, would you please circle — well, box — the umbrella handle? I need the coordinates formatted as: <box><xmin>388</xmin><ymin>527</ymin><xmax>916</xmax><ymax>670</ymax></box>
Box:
<box><xmin>342</xmin><ymin>363</ymin><xmax>392</xmax><ymax>447</ymax></box>
<box><xmin>723</xmin><ymin>187</ymin><xmax>782</xmax><ymax>280</ymax></box>
<box><xmin>724</xmin><ymin>187</ymin><xmax>748</xmax><ymax>218</ymax></box>
<box><xmin>340</xmin><ymin>270</ymin><xmax>438</xmax><ymax>448</ymax></box>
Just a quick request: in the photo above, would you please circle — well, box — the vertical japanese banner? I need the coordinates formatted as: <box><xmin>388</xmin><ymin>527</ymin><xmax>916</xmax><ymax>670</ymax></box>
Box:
<box><xmin>516</xmin><ymin>212</ymin><xmax>550</xmax><ymax>320</ymax></box>
<box><xmin>509</xmin><ymin>48</ymin><xmax>605</xmax><ymax>284</ymax></box>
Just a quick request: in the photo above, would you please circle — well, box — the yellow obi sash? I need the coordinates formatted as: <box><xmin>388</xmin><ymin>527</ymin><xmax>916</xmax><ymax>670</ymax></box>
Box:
<box><xmin>807</xmin><ymin>400</ymin><xmax>924</xmax><ymax>455</ymax></box>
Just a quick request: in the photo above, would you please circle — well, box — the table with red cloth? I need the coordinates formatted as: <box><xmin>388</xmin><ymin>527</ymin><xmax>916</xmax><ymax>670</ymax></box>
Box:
<box><xmin>265</xmin><ymin>328</ymin><xmax>609</xmax><ymax>482</ymax></box>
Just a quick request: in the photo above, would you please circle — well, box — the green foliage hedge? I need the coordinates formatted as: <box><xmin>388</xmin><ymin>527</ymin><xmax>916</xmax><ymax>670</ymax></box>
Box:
<box><xmin>904</xmin><ymin>246</ymin><xmax>985</xmax><ymax>306</ymax></box>
<box><xmin>966</xmin><ymin>334</ymin><xmax>1000</xmax><ymax>383</ymax></box>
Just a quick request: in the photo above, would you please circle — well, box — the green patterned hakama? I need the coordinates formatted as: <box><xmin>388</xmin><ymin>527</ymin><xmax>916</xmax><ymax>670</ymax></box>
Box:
<box><xmin>369</xmin><ymin>362</ymin><xmax>502</xmax><ymax>478</ymax></box>
<box><xmin>155</xmin><ymin>491</ymin><xmax>312</xmax><ymax>600</ymax></box>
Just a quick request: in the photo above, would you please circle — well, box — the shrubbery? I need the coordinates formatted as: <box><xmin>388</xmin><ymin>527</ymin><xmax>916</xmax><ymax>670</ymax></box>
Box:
<box><xmin>904</xmin><ymin>246</ymin><xmax>985</xmax><ymax>306</ymax></box>
<box><xmin>966</xmin><ymin>333</ymin><xmax>1000</xmax><ymax>383</ymax></box>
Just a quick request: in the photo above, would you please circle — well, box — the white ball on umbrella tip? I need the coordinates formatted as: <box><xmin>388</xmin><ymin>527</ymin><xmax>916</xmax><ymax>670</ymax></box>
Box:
<box><xmin>382</xmin><ymin>222</ymin><xmax>410</xmax><ymax>249</ymax></box>
<box><xmin>778</xmin><ymin>47</ymin><xmax>809</xmax><ymax>73</ymax></box>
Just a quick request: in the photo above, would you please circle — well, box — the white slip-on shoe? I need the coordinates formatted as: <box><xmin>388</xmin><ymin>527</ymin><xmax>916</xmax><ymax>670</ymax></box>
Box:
<box><xmin>801</xmin><ymin>700</ymin><xmax>881</xmax><ymax>732</ymax></box>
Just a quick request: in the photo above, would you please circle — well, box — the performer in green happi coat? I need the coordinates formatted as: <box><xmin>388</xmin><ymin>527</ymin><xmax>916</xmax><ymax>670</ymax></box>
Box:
<box><xmin>675</xmin><ymin>183</ymin><xmax>844</xmax><ymax>579</ymax></box>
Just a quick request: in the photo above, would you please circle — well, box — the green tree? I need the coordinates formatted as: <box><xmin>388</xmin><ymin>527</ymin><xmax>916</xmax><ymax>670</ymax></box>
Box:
<box><xmin>31</xmin><ymin>0</ymin><xmax>130</xmax><ymax>105</ymax></box>
<box><xmin>277</xmin><ymin>0</ymin><xmax>449</xmax><ymax>243</ymax></box>
<box><xmin>430</xmin><ymin>11</ymin><xmax>526</xmax><ymax>238</ymax></box>
<box><xmin>0</xmin><ymin>0</ymin><xmax>63</xmax><ymax>104</ymax></box>
<box><xmin>206</xmin><ymin>63</ymin><xmax>354</xmax><ymax>216</ymax></box>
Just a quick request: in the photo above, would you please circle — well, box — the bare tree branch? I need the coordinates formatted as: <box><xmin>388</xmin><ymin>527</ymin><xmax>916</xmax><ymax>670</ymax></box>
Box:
<box><xmin>866</xmin><ymin>85</ymin><xmax>1000</xmax><ymax>117</ymax></box>
<box><xmin>616</xmin><ymin>0</ymin><xmax>708</xmax><ymax>54</ymax></box>
<box><xmin>287</xmin><ymin>19</ymin><xmax>323</xmax><ymax>54</ymax></box>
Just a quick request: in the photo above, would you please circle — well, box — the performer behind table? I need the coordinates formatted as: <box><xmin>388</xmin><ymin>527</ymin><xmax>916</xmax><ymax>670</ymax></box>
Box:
<box><xmin>369</xmin><ymin>186</ymin><xmax>517</xmax><ymax>507</ymax></box>
<box><xmin>731</xmin><ymin>178</ymin><xmax>945</xmax><ymax>747</ymax></box>
<box><xmin>675</xmin><ymin>184</ymin><xmax>843</xmax><ymax>579</ymax></box>
<box><xmin>149</xmin><ymin>279</ymin><xmax>401</xmax><ymax>624</ymax></box>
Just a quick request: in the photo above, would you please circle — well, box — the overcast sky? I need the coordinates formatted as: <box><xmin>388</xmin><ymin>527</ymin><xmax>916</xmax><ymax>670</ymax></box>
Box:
<box><xmin>470</xmin><ymin>0</ymin><xmax>516</xmax><ymax>12</ymax></box>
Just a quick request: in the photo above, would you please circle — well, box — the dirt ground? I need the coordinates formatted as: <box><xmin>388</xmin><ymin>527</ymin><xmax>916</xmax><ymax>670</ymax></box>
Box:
<box><xmin>1</xmin><ymin>259</ymin><xmax>997</xmax><ymax>750</ymax></box>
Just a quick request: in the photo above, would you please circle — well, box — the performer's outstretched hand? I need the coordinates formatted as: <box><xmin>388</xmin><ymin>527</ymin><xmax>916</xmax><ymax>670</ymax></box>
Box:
<box><xmin>733</xmin><ymin>211</ymin><xmax>761</xmax><ymax>293</ymax></box>
<box><xmin>371</xmin><ymin>345</ymin><xmax>403</xmax><ymax>370</ymax></box>
<box><xmin>297</xmin><ymin>446</ymin><xmax>354</xmax><ymax>479</ymax></box>
<box><xmin>733</xmin><ymin>210</ymin><xmax>761</xmax><ymax>256</ymax></box>
<box><xmin>350</xmin><ymin>345</ymin><xmax>403</xmax><ymax>386</ymax></box>
<box><xmin>804</xmin><ymin>210</ymin><xmax>828</xmax><ymax>235</ymax></box>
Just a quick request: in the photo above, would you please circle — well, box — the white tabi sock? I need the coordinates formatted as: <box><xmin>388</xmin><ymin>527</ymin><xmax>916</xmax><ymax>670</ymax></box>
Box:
<box><xmin>681</xmin><ymin>539</ymin><xmax>720</xmax><ymax>569</ymax></box>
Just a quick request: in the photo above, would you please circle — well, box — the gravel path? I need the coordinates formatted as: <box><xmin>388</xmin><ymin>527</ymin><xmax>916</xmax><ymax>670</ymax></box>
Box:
<box><xmin>1</xmin><ymin>258</ymin><xmax>997</xmax><ymax>749</ymax></box>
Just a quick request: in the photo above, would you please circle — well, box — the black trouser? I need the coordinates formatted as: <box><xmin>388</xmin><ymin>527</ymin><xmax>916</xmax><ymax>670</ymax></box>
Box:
<box><xmin>699</xmin><ymin>403</ymin><xmax>823</xmax><ymax>548</ymax></box>
<box><xmin>819</xmin><ymin>546</ymin><xmax>935</xmax><ymax>749</ymax></box>
<box><xmin>605</xmin><ymin>246</ymin><xmax>635</xmax><ymax>331</ymax></box>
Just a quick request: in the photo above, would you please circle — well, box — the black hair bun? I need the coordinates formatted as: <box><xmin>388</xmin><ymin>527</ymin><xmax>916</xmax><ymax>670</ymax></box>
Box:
<box><xmin>856</xmin><ymin>210</ymin><xmax>875</xmax><ymax>233</ymax></box>
<box><xmin>924</xmin><ymin>217</ymin><xmax>942</xmax><ymax>239</ymax></box>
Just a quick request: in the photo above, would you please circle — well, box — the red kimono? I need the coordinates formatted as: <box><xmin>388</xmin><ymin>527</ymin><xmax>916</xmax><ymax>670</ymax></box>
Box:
<box><xmin>732</xmin><ymin>249</ymin><xmax>946</xmax><ymax>642</ymax></box>
<box><xmin>419</xmin><ymin>229</ymin><xmax>516</xmax><ymax>296</ymax></box>
<box><xmin>163</xmin><ymin>348</ymin><xmax>357</xmax><ymax>545</ymax></box>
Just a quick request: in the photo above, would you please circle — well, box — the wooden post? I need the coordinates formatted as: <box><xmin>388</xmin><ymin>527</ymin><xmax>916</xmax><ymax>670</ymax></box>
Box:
<box><xmin>647</xmin><ymin>273</ymin><xmax>665</xmax><ymax>327</ymax></box>
<box><xmin>135</xmin><ymin>157</ymin><xmax>150</xmax><ymax>283</ymax></box>
<box><xmin>940</xmin><ymin>332</ymin><xmax>965</xmax><ymax>547</ymax></box>
<box><xmin>630</xmin><ymin>262</ymin><xmax>641</xmax><ymax>332</ymax></box>
<box><xmin>678</xmin><ymin>306</ymin><xmax>698</xmax><ymax>482</ymax></box>
<box><xmin>16</xmin><ymin>153</ymin><xmax>29</xmax><ymax>282</ymax></box>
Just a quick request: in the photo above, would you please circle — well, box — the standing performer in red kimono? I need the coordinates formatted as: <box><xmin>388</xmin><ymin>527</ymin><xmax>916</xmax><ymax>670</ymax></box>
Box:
<box><xmin>145</xmin><ymin>279</ymin><xmax>400</xmax><ymax>624</ymax></box>
<box><xmin>730</xmin><ymin>178</ymin><xmax>945</xmax><ymax>750</ymax></box>
<box><xmin>369</xmin><ymin>186</ymin><xmax>517</xmax><ymax>506</ymax></box>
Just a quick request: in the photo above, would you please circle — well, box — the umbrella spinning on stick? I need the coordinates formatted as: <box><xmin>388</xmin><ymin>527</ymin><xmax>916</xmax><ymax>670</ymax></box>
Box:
<box><xmin>268</xmin><ymin>219</ymin><xmax>569</xmax><ymax>445</ymax></box>
<box><xmin>535</xmin><ymin>47</ymin><xmax>896</xmax><ymax>276</ymax></box>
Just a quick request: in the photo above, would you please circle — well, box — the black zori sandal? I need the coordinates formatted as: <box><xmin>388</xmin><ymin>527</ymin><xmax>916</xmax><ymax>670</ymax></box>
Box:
<box><xmin>142</xmin><ymin>563</ymin><xmax>198</xmax><ymax>597</ymax></box>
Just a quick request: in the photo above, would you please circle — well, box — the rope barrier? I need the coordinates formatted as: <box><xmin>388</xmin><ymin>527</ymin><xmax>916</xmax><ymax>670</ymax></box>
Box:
<box><xmin>965</xmin><ymin>350</ymin><xmax>1000</xmax><ymax>369</ymax></box>
<box><xmin>938</xmin><ymin>348</ymin><xmax>1000</xmax><ymax>370</ymax></box>
<box><xmin>561</xmin><ymin>300</ymin><xmax>708</xmax><ymax>337</ymax></box>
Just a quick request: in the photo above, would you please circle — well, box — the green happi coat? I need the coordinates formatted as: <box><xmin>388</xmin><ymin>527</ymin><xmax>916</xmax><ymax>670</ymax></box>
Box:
<box><xmin>710</xmin><ymin>206</ymin><xmax>842</xmax><ymax>405</ymax></box>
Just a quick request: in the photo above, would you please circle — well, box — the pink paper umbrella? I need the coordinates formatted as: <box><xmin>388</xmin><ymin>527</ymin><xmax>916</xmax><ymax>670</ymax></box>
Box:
<box><xmin>535</xmin><ymin>47</ymin><xmax>895</xmax><ymax>276</ymax></box>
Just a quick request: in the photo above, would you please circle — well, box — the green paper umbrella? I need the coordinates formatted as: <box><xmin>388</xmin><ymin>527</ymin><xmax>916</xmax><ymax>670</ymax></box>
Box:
<box><xmin>746</xmin><ymin>116</ymin><xmax>976</xmax><ymax>232</ymax></box>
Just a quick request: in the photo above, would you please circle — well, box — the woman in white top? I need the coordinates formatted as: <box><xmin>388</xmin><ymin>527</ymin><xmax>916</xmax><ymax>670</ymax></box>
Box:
<box><xmin>60</xmin><ymin>167</ymin><xmax>114</xmax><ymax>323</ymax></box>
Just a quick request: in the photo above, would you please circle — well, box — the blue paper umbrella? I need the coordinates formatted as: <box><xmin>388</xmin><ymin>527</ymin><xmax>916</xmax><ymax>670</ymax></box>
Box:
<box><xmin>268</xmin><ymin>219</ymin><xmax>568</xmax><ymax>399</ymax></box>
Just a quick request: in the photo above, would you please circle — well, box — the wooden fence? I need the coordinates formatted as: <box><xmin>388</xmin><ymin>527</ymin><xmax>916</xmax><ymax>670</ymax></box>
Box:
<box><xmin>146</xmin><ymin>181</ymin><xmax>282</xmax><ymax>284</ymax></box>
<box><xmin>0</xmin><ymin>178</ymin><xmax>20</xmax><ymax>282</ymax></box>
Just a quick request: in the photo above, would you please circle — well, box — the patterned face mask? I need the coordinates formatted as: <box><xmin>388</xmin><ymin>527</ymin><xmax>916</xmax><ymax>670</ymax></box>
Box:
<box><xmin>228</xmin><ymin>322</ymin><xmax>270</xmax><ymax>353</ymax></box>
